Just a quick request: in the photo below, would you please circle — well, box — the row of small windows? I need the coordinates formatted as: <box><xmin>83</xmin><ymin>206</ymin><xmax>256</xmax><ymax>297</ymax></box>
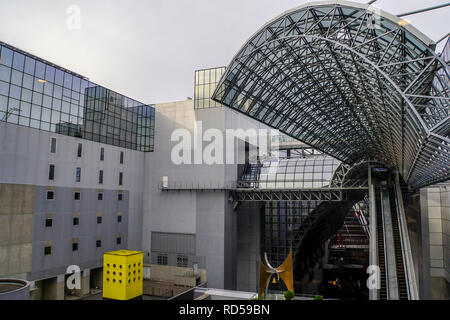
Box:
<box><xmin>43</xmin><ymin>237</ymin><xmax>122</xmax><ymax>255</ymax></box>
<box><xmin>46</xmin><ymin>190</ymin><xmax>123</xmax><ymax>201</ymax></box>
<box><xmin>156</xmin><ymin>254</ymin><xmax>189</xmax><ymax>268</ymax></box>
<box><xmin>48</xmin><ymin>164</ymin><xmax>123</xmax><ymax>185</ymax></box>
<box><xmin>44</xmin><ymin>215</ymin><xmax>122</xmax><ymax>227</ymax></box>
<box><xmin>50</xmin><ymin>137</ymin><xmax>125</xmax><ymax>164</ymax></box>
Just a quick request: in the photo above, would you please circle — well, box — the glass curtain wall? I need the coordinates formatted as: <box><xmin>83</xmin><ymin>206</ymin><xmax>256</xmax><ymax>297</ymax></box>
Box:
<box><xmin>194</xmin><ymin>67</ymin><xmax>226</xmax><ymax>109</ymax></box>
<box><xmin>0</xmin><ymin>42</ymin><xmax>155</xmax><ymax>152</ymax></box>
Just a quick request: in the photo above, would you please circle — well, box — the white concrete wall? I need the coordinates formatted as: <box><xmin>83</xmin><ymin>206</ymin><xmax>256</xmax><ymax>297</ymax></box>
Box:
<box><xmin>142</xmin><ymin>100</ymin><xmax>268</xmax><ymax>290</ymax></box>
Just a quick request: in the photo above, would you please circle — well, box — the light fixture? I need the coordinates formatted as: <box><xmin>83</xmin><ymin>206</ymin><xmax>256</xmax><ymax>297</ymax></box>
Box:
<box><xmin>38</xmin><ymin>79</ymin><xmax>47</xmax><ymax>83</ymax></box>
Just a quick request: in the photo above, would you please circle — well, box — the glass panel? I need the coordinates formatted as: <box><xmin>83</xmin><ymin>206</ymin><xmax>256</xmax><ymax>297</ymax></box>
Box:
<box><xmin>0</xmin><ymin>65</ymin><xmax>11</xmax><ymax>82</ymax></box>
<box><xmin>0</xmin><ymin>95</ymin><xmax>7</xmax><ymax>113</ymax></box>
<box><xmin>63</xmin><ymin>72</ymin><xmax>72</xmax><ymax>88</ymax></box>
<box><xmin>0</xmin><ymin>46</ymin><xmax>13</xmax><ymax>66</ymax></box>
<box><xmin>9</xmin><ymin>84</ymin><xmax>21</xmax><ymax>100</ymax></box>
<box><xmin>35</xmin><ymin>61</ymin><xmax>45</xmax><ymax>79</ymax></box>
<box><xmin>20</xmin><ymin>101</ymin><xmax>31</xmax><ymax>117</ymax></box>
<box><xmin>24</xmin><ymin>57</ymin><xmax>35</xmax><ymax>75</ymax></box>
<box><xmin>0</xmin><ymin>81</ymin><xmax>8</xmax><ymax>96</ymax></box>
<box><xmin>22</xmin><ymin>73</ymin><xmax>33</xmax><ymax>89</ymax></box>
<box><xmin>55</xmin><ymin>69</ymin><xmax>64</xmax><ymax>85</ymax></box>
<box><xmin>31</xmin><ymin>104</ymin><xmax>41</xmax><ymax>119</ymax></box>
<box><xmin>12</xmin><ymin>52</ymin><xmax>25</xmax><ymax>71</ymax></box>
<box><xmin>45</xmin><ymin>65</ymin><xmax>55</xmax><ymax>82</ymax></box>
<box><xmin>11</xmin><ymin>69</ymin><xmax>23</xmax><ymax>86</ymax></box>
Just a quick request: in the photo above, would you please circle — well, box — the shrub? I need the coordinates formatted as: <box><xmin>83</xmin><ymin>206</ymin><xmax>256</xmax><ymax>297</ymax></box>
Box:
<box><xmin>313</xmin><ymin>295</ymin><xmax>323</xmax><ymax>300</ymax></box>
<box><xmin>284</xmin><ymin>290</ymin><xmax>295</xmax><ymax>300</ymax></box>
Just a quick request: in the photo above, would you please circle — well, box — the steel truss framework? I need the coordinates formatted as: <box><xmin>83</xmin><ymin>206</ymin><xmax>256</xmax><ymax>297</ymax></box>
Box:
<box><xmin>213</xmin><ymin>1</ymin><xmax>450</xmax><ymax>189</ymax></box>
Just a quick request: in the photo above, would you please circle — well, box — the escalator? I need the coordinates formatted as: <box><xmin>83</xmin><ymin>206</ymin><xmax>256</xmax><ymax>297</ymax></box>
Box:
<box><xmin>370</xmin><ymin>169</ymin><xmax>418</xmax><ymax>300</ymax></box>
<box><xmin>388</xmin><ymin>186</ymin><xmax>408</xmax><ymax>300</ymax></box>
<box><xmin>375</xmin><ymin>187</ymin><xmax>387</xmax><ymax>300</ymax></box>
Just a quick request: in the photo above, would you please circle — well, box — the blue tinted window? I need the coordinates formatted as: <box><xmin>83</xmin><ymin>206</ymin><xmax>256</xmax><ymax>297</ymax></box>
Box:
<box><xmin>53</xmin><ymin>85</ymin><xmax>62</xmax><ymax>99</ymax></box>
<box><xmin>21</xmin><ymin>88</ymin><xmax>32</xmax><ymax>102</ymax></box>
<box><xmin>20</xmin><ymin>101</ymin><xmax>31</xmax><ymax>117</ymax></box>
<box><xmin>0</xmin><ymin>65</ymin><xmax>11</xmax><ymax>82</ymax></box>
<box><xmin>12</xmin><ymin>52</ymin><xmax>25</xmax><ymax>71</ymax></box>
<box><xmin>9</xmin><ymin>84</ymin><xmax>21</xmax><ymax>100</ymax></box>
<box><xmin>55</xmin><ymin>69</ymin><xmax>64</xmax><ymax>85</ymax></box>
<box><xmin>32</xmin><ymin>92</ymin><xmax>43</xmax><ymax>105</ymax></box>
<box><xmin>22</xmin><ymin>73</ymin><xmax>33</xmax><ymax>89</ymax></box>
<box><xmin>31</xmin><ymin>104</ymin><xmax>41</xmax><ymax>119</ymax></box>
<box><xmin>0</xmin><ymin>46</ymin><xmax>13</xmax><ymax>66</ymax></box>
<box><xmin>63</xmin><ymin>72</ymin><xmax>72</xmax><ymax>88</ymax></box>
<box><xmin>80</xmin><ymin>79</ymin><xmax>88</xmax><ymax>93</ymax></box>
<box><xmin>0</xmin><ymin>95</ymin><xmax>7</xmax><ymax>113</ymax></box>
<box><xmin>11</xmin><ymin>70</ymin><xmax>23</xmax><ymax>86</ymax></box>
<box><xmin>44</xmin><ymin>82</ymin><xmax>53</xmax><ymax>96</ymax></box>
<box><xmin>45</xmin><ymin>65</ymin><xmax>55</xmax><ymax>82</ymax></box>
<box><xmin>72</xmin><ymin>76</ymin><xmax>80</xmax><ymax>92</ymax></box>
<box><xmin>33</xmin><ymin>79</ymin><xmax>44</xmax><ymax>93</ymax></box>
<box><xmin>24</xmin><ymin>56</ymin><xmax>35</xmax><ymax>75</ymax></box>
<box><xmin>0</xmin><ymin>81</ymin><xmax>8</xmax><ymax>96</ymax></box>
<box><xmin>35</xmin><ymin>61</ymin><xmax>45</xmax><ymax>79</ymax></box>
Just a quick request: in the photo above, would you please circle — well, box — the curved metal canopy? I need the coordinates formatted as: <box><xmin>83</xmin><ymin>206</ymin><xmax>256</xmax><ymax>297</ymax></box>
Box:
<box><xmin>213</xmin><ymin>0</ymin><xmax>450</xmax><ymax>189</ymax></box>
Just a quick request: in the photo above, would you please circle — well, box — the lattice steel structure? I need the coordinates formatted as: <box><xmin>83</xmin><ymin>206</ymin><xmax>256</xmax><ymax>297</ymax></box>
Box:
<box><xmin>213</xmin><ymin>0</ymin><xmax>450</xmax><ymax>189</ymax></box>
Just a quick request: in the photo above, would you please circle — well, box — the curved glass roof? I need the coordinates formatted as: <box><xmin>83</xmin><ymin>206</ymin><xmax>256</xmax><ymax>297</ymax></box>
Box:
<box><xmin>258</xmin><ymin>157</ymin><xmax>340</xmax><ymax>189</ymax></box>
<box><xmin>213</xmin><ymin>1</ymin><xmax>449</xmax><ymax>188</ymax></box>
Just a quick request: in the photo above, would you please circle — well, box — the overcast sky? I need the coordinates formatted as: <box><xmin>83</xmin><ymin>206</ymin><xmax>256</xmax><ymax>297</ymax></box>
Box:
<box><xmin>0</xmin><ymin>0</ymin><xmax>448</xmax><ymax>104</ymax></box>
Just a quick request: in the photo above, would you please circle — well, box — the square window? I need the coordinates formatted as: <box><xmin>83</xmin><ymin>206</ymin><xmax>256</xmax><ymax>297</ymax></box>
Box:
<box><xmin>74</xmin><ymin>192</ymin><xmax>81</xmax><ymax>200</ymax></box>
<box><xmin>44</xmin><ymin>246</ymin><xmax>52</xmax><ymax>255</ymax></box>
<box><xmin>97</xmin><ymin>216</ymin><xmax>102</xmax><ymax>224</ymax></box>
<box><xmin>72</xmin><ymin>243</ymin><xmax>79</xmax><ymax>251</ymax></box>
<box><xmin>98</xmin><ymin>193</ymin><xmax>103</xmax><ymax>201</ymax></box>
<box><xmin>73</xmin><ymin>217</ymin><xmax>79</xmax><ymax>226</ymax></box>
<box><xmin>45</xmin><ymin>218</ymin><xmax>53</xmax><ymax>227</ymax></box>
<box><xmin>177</xmin><ymin>255</ymin><xmax>188</xmax><ymax>268</ymax></box>
<box><xmin>118</xmin><ymin>193</ymin><xmax>123</xmax><ymax>201</ymax></box>
<box><xmin>96</xmin><ymin>240</ymin><xmax>102</xmax><ymax>248</ymax></box>
<box><xmin>116</xmin><ymin>237</ymin><xmax>122</xmax><ymax>245</ymax></box>
<box><xmin>157</xmin><ymin>254</ymin><xmax>168</xmax><ymax>266</ymax></box>
<box><xmin>117</xmin><ymin>215</ymin><xmax>122</xmax><ymax>223</ymax></box>
<box><xmin>46</xmin><ymin>191</ymin><xmax>54</xmax><ymax>200</ymax></box>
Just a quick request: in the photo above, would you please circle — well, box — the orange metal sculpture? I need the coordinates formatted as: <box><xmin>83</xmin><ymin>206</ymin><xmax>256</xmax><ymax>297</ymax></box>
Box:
<box><xmin>258</xmin><ymin>249</ymin><xmax>294</xmax><ymax>298</ymax></box>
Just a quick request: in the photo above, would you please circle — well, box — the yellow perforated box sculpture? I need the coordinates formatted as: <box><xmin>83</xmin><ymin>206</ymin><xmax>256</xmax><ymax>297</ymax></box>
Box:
<box><xmin>103</xmin><ymin>250</ymin><xmax>144</xmax><ymax>300</ymax></box>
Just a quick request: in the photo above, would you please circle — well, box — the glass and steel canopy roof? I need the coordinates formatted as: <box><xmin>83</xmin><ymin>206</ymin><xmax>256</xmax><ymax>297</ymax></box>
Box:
<box><xmin>259</xmin><ymin>156</ymin><xmax>340</xmax><ymax>189</ymax></box>
<box><xmin>213</xmin><ymin>0</ymin><xmax>449</xmax><ymax>189</ymax></box>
